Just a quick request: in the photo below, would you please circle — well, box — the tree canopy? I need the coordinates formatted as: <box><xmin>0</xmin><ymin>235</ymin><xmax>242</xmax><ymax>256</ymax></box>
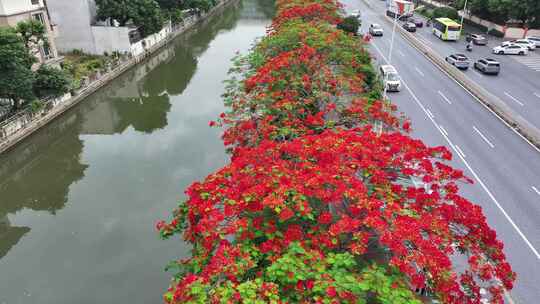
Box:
<box><xmin>0</xmin><ymin>27</ymin><xmax>36</xmax><ymax>109</ymax></box>
<box><xmin>0</xmin><ymin>25</ymin><xmax>70</xmax><ymax>110</ymax></box>
<box><xmin>33</xmin><ymin>65</ymin><xmax>71</xmax><ymax>100</ymax></box>
<box><xmin>95</xmin><ymin>0</ymin><xmax>165</xmax><ymax>37</ymax></box>
<box><xmin>451</xmin><ymin>0</ymin><xmax>540</xmax><ymax>27</ymax></box>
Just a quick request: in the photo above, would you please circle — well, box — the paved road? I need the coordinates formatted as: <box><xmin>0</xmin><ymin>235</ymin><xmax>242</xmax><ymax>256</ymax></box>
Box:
<box><xmin>342</xmin><ymin>0</ymin><xmax>540</xmax><ymax>302</ymax></box>
<box><xmin>364</xmin><ymin>0</ymin><xmax>540</xmax><ymax>132</ymax></box>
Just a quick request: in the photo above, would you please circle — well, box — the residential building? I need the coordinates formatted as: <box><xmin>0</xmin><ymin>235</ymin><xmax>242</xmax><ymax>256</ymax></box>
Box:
<box><xmin>0</xmin><ymin>0</ymin><xmax>59</xmax><ymax>65</ymax></box>
<box><xmin>46</xmin><ymin>0</ymin><xmax>140</xmax><ymax>55</ymax></box>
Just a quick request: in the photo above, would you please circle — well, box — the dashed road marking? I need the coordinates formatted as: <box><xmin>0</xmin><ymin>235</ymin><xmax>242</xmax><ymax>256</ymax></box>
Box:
<box><xmin>473</xmin><ymin>126</ymin><xmax>495</xmax><ymax>148</ymax></box>
<box><xmin>454</xmin><ymin>145</ymin><xmax>466</xmax><ymax>158</ymax></box>
<box><xmin>439</xmin><ymin>125</ymin><xmax>448</xmax><ymax>136</ymax></box>
<box><xmin>425</xmin><ymin>109</ymin><xmax>434</xmax><ymax>118</ymax></box>
<box><xmin>438</xmin><ymin>90</ymin><xmax>452</xmax><ymax>104</ymax></box>
<box><xmin>532</xmin><ymin>186</ymin><xmax>540</xmax><ymax>196</ymax></box>
<box><xmin>415</xmin><ymin>66</ymin><xmax>425</xmax><ymax>77</ymax></box>
<box><xmin>504</xmin><ymin>91</ymin><xmax>525</xmax><ymax>106</ymax></box>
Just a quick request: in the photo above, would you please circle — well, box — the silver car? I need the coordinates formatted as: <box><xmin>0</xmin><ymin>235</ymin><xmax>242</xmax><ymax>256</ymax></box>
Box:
<box><xmin>474</xmin><ymin>58</ymin><xmax>500</xmax><ymax>75</ymax></box>
<box><xmin>526</xmin><ymin>36</ymin><xmax>540</xmax><ymax>48</ymax></box>
<box><xmin>445</xmin><ymin>53</ymin><xmax>470</xmax><ymax>69</ymax></box>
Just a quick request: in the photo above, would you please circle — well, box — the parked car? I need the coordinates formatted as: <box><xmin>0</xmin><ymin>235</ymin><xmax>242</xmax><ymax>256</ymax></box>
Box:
<box><xmin>492</xmin><ymin>44</ymin><xmax>528</xmax><ymax>55</ymax></box>
<box><xmin>407</xmin><ymin>17</ymin><xmax>423</xmax><ymax>27</ymax></box>
<box><xmin>474</xmin><ymin>58</ymin><xmax>500</xmax><ymax>75</ymax></box>
<box><xmin>379</xmin><ymin>65</ymin><xmax>401</xmax><ymax>92</ymax></box>
<box><xmin>502</xmin><ymin>39</ymin><xmax>536</xmax><ymax>51</ymax></box>
<box><xmin>349</xmin><ymin>9</ymin><xmax>361</xmax><ymax>21</ymax></box>
<box><xmin>402</xmin><ymin>22</ymin><xmax>417</xmax><ymax>32</ymax></box>
<box><xmin>465</xmin><ymin>33</ymin><xmax>488</xmax><ymax>45</ymax></box>
<box><xmin>445</xmin><ymin>53</ymin><xmax>470</xmax><ymax>69</ymax></box>
<box><xmin>525</xmin><ymin>36</ymin><xmax>540</xmax><ymax>48</ymax></box>
<box><xmin>369</xmin><ymin>23</ymin><xmax>384</xmax><ymax>36</ymax></box>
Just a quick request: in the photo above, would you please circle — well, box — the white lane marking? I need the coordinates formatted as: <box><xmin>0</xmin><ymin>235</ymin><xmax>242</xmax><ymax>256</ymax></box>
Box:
<box><xmin>532</xmin><ymin>186</ymin><xmax>540</xmax><ymax>196</ymax></box>
<box><xmin>370</xmin><ymin>40</ymin><xmax>540</xmax><ymax>261</ymax></box>
<box><xmin>534</xmin><ymin>92</ymin><xmax>540</xmax><ymax>99</ymax></box>
<box><xmin>440</xmin><ymin>125</ymin><xmax>448</xmax><ymax>136</ymax></box>
<box><xmin>398</xmin><ymin>50</ymin><xmax>405</xmax><ymax>57</ymax></box>
<box><xmin>425</xmin><ymin>109</ymin><xmax>434</xmax><ymax>118</ymax></box>
<box><xmin>473</xmin><ymin>126</ymin><xmax>495</xmax><ymax>148</ymax></box>
<box><xmin>415</xmin><ymin>66</ymin><xmax>425</xmax><ymax>77</ymax></box>
<box><xmin>438</xmin><ymin>90</ymin><xmax>452</xmax><ymax>104</ymax></box>
<box><xmin>504</xmin><ymin>91</ymin><xmax>525</xmax><ymax>106</ymax></box>
<box><xmin>454</xmin><ymin>145</ymin><xmax>466</xmax><ymax>158</ymax></box>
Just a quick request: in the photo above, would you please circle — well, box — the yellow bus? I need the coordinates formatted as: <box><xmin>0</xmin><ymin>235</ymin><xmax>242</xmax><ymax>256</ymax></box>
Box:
<box><xmin>432</xmin><ymin>18</ymin><xmax>461</xmax><ymax>41</ymax></box>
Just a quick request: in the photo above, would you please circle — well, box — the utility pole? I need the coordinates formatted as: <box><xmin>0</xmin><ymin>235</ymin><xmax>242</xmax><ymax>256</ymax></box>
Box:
<box><xmin>459</xmin><ymin>0</ymin><xmax>468</xmax><ymax>28</ymax></box>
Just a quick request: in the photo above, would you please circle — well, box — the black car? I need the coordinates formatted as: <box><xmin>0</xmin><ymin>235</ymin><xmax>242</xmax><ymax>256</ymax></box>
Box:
<box><xmin>407</xmin><ymin>17</ymin><xmax>423</xmax><ymax>28</ymax></box>
<box><xmin>402</xmin><ymin>22</ymin><xmax>417</xmax><ymax>32</ymax></box>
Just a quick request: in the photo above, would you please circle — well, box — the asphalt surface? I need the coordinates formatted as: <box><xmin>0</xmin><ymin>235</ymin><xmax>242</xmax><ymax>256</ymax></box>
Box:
<box><xmin>366</xmin><ymin>0</ymin><xmax>540</xmax><ymax>135</ymax></box>
<box><xmin>342</xmin><ymin>0</ymin><xmax>540</xmax><ymax>302</ymax></box>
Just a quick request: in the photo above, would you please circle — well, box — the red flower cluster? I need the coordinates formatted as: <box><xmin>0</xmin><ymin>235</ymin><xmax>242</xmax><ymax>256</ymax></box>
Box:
<box><xmin>159</xmin><ymin>0</ymin><xmax>515</xmax><ymax>303</ymax></box>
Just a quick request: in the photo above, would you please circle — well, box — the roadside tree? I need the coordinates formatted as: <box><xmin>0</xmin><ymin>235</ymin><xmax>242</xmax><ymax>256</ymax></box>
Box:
<box><xmin>95</xmin><ymin>0</ymin><xmax>165</xmax><ymax>37</ymax></box>
<box><xmin>33</xmin><ymin>65</ymin><xmax>71</xmax><ymax>100</ymax></box>
<box><xmin>0</xmin><ymin>27</ymin><xmax>36</xmax><ymax>110</ymax></box>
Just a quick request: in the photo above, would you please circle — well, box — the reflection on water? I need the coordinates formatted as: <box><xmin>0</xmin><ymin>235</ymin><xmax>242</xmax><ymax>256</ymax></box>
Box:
<box><xmin>0</xmin><ymin>0</ymin><xmax>272</xmax><ymax>303</ymax></box>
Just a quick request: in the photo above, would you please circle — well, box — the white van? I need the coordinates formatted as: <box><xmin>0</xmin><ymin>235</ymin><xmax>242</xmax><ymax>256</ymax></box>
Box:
<box><xmin>379</xmin><ymin>65</ymin><xmax>401</xmax><ymax>92</ymax></box>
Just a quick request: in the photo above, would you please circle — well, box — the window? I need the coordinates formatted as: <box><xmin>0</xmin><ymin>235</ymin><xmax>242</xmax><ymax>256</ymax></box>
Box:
<box><xmin>32</xmin><ymin>13</ymin><xmax>45</xmax><ymax>24</ymax></box>
<box><xmin>31</xmin><ymin>0</ymin><xmax>39</xmax><ymax>5</ymax></box>
<box><xmin>41</xmin><ymin>44</ymin><xmax>52</xmax><ymax>59</ymax></box>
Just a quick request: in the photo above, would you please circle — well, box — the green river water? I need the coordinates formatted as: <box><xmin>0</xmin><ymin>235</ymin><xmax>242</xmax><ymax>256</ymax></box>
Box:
<box><xmin>0</xmin><ymin>1</ymin><xmax>272</xmax><ymax>303</ymax></box>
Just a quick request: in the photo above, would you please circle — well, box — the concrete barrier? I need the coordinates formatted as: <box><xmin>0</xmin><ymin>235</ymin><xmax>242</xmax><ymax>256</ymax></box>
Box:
<box><xmin>378</xmin><ymin>13</ymin><xmax>540</xmax><ymax>149</ymax></box>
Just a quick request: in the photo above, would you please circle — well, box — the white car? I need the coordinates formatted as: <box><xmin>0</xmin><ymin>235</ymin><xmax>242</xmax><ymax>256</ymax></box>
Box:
<box><xmin>492</xmin><ymin>44</ymin><xmax>528</xmax><ymax>55</ymax></box>
<box><xmin>379</xmin><ymin>65</ymin><xmax>401</xmax><ymax>92</ymax></box>
<box><xmin>525</xmin><ymin>36</ymin><xmax>540</xmax><ymax>48</ymax></box>
<box><xmin>369</xmin><ymin>23</ymin><xmax>384</xmax><ymax>36</ymax></box>
<box><xmin>350</xmin><ymin>9</ymin><xmax>361</xmax><ymax>20</ymax></box>
<box><xmin>502</xmin><ymin>39</ymin><xmax>536</xmax><ymax>51</ymax></box>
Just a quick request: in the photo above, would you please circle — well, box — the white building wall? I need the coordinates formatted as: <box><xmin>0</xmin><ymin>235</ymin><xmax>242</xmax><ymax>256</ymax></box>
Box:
<box><xmin>0</xmin><ymin>0</ymin><xmax>43</xmax><ymax>16</ymax></box>
<box><xmin>130</xmin><ymin>23</ymin><xmax>171</xmax><ymax>57</ymax></box>
<box><xmin>91</xmin><ymin>26</ymin><xmax>132</xmax><ymax>55</ymax></box>
<box><xmin>46</xmin><ymin>0</ymin><xmax>97</xmax><ymax>53</ymax></box>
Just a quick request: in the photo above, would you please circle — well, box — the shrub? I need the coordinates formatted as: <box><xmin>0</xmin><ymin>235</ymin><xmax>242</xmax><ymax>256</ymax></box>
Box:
<box><xmin>432</xmin><ymin>7</ymin><xmax>459</xmax><ymax>20</ymax></box>
<box><xmin>337</xmin><ymin>16</ymin><xmax>360</xmax><ymax>35</ymax></box>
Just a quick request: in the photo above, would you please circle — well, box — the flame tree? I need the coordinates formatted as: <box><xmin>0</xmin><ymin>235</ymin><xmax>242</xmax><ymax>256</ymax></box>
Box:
<box><xmin>158</xmin><ymin>0</ymin><xmax>515</xmax><ymax>303</ymax></box>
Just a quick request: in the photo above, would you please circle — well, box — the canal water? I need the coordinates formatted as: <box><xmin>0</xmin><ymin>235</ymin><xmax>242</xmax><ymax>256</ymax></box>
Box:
<box><xmin>0</xmin><ymin>1</ymin><xmax>272</xmax><ymax>303</ymax></box>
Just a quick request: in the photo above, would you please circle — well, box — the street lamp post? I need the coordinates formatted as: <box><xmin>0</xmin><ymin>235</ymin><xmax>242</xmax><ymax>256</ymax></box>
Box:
<box><xmin>382</xmin><ymin>5</ymin><xmax>424</xmax><ymax>100</ymax></box>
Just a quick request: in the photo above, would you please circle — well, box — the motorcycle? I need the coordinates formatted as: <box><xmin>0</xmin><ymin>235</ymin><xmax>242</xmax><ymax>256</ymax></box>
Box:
<box><xmin>466</xmin><ymin>44</ymin><xmax>473</xmax><ymax>52</ymax></box>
